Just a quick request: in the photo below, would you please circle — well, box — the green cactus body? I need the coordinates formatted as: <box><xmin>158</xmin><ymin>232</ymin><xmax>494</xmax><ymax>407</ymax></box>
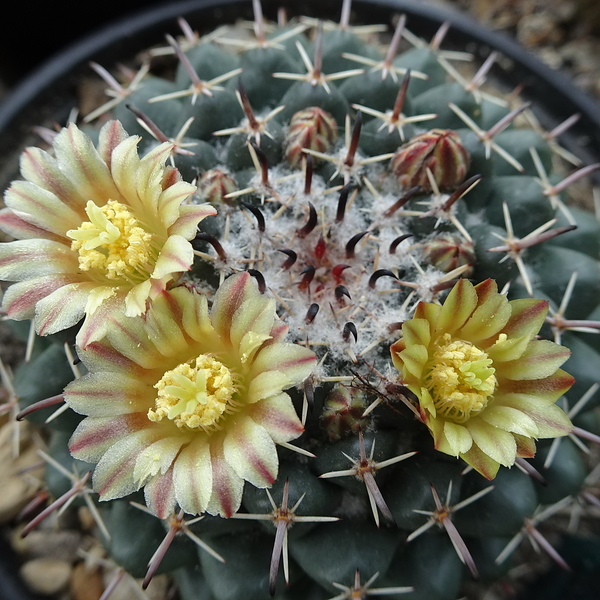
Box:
<box><xmin>2</xmin><ymin>2</ymin><xmax>600</xmax><ymax>600</ymax></box>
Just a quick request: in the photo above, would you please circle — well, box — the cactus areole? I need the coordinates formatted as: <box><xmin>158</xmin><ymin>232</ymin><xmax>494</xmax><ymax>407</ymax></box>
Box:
<box><xmin>1</xmin><ymin>2</ymin><xmax>600</xmax><ymax>600</ymax></box>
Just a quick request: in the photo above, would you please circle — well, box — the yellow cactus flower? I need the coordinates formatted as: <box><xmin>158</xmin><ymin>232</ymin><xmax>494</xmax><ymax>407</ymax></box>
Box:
<box><xmin>65</xmin><ymin>272</ymin><xmax>317</xmax><ymax>518</ymax></box>
<box><xmin>0</xmin><ymin>121</ymin><xmax>216</xmax><ymax>347</ymax></box>
<box><xmin>390</xmin><ymin>278</ymin><xmax>574</xmax><ymax>478</ymax></box>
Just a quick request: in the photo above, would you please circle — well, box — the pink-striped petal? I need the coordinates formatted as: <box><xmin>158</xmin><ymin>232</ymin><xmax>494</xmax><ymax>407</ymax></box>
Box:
<box><xmin>2</xmin><ymin>274</ymin><xmax>82</xmax><ymax>321</ymax></box>
<box><xmin>0</xmin><ymin>208</ymin><xmax>64</xmax><ymax>242</ymax></box>
<box><xmin>157</xmin><ymin>179</ymin><xmax>198</xmax><ymax>229</ymax></box>
<box><xmin>401</xmin><ymin>318</ymin><xmax>432</xmax><ymax>352</ymax></box>
<box><xmin>145</xmin><ymin>291</ymin><xmax>189</xmax><ymax>358</ymax></box>
<box><xmin>211</xmin><ymin>271</ymin><xmax>258</xmax><ymax>343</ymax></box>
<box><xmin>65</xmin><ymin>372</ymin><xmax>153</xmax><ymax>417</ymax></box>
<box><xmin>5</xmin><ymin>180</ymin><xmax>82</xmax><ymax>236</ymax></box>
<box><xmin>177</xmin><ymin>286</ymin><xmax>219</xmax><ymax>345</ymax></box>
<box><xmin>35</xmin><ymin>281</ymin><xmax>92</xmax><ymax>335</ymax></box>
<box><xmin>69</xmin><ymin>413</ymin><xmax>149</xmax><ymax>463</ymax></box>
<box><xmin>133</xmin><ymin>436</ymin><xmax>190</xmax><ymax>487</ymax></box>
<box><xmin>92</xmin><ymin>427</ymin><xmax>166</xmax><ymax>501</ymax></box>
<box><xmin>77</xmin><ymin>340</ymin><xmax>150</xmax><ymax>377</ymax></box>
<box><xmin>268</xmin><ymin>321</ymin><xmax>289</xmax><ymax>344</ymax></box>
<box><xmin>499</xmin><ymin>369</ymin><xmax>575</xmax><ymax>402</ymax></box>
<box><xmin>152</xmin><ymin>235</ymin><xmax>194</xmax><ymax>279</ymax></box>
<box><xmin>460</xmin><ymin>289</ymin><xmax>511</xmax><ymax>343</ymax></box>
<box><xmin>472</xmin><ymin>277</ymin><xmax>499</xmax><ymax>305</ymax></box>
<box><xmin>19</xmin><ymin>146</ymin><xmax>88</xmax><ymax>213</ymax></box>
<box><xmin>103</xmin><ymin>311</ymin><xmax>169</xmax><ymax>370</ymax></box>
<box><xmin>138</xmin><ymin>143</ymin><xmax>176</xmax><ymax>212</ymax></box>
<box><xmin>246</xmin><ymin>393</ymin><xmax>303</xmax><ymax>443</ymax></box>
<box><xmin>461</xmin><ymin>444</ymin><xmax>501</xmax><ymax>480</ymax></box>
<box><xmin>501</xmin><ymin>298</ymin><xmax>549</xmax><ymax>340</ymax></box>
<box><xmin>169</xmin><ymin>204</ymin><xmax>217</xmax><ymax>239</ymax></box>
<box><xmin>435</xmin><ymin>278</ymin><xmax>478</xmax><ymax>335</ymax></box>
<box><xmin>96</xmin><ymin>120</ymin><xmax>130</xmax><ymax>167</ymax></box>
<box><xmin>250</xmin><ymin>342</ymin><xmax>317</xmax><ymax>385</ymax></box>
<box><xmin>501</xmin><ymin>340</ymin><xmax>571</xmax><ymax>380</ymax></box>
<box><xmin>413</xmin><ymin>301</ymin><xmax>441</xmax><ymax>323</ymax></box>
<box><xmin>206</xmin><ymin>438</ymin><xmax>244</xmax><ymax>517</ymax></box>
<box><xmin>223</xmin><ymin>416</ymin><xmax>278</xmax><ymax>489</ymax></box>
<box><xmin>53</xmin><ymin>124</ymin><xmax>124</xmax><ymax>205</ymax></box>
<box><xmin>144</xmin><ymin>466</ymin><xmax>177</xmax><ymax>519</ymax></box>
<box><xmin>173</xmin><ymin>437</ymin><xmax>213</xmax><ymax>515</ymax></box>
<box><xmin>498</xmin><ymin>395</ymin><xmax>573</xmax><ymax>438</ymax></box>
<box><xmin>230</xmin><ymin>295</ymin><xmax>276</xmax><ymax>352</ymax></box>
<box><xmin>513</xmin><ymin>433</ymin><xmax>536</xmax><ymax>458</ymax></box>
<box><xmin>0</xmin><ymin>239</ymin><xmax>77</xmax><ymax>281</ymax></box>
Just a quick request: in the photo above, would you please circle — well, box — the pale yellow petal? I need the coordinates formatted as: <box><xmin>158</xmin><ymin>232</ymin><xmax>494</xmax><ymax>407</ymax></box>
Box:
<box><xmin>468</xmin><ymin>419</ymin><xmax>517</xmax><ymax>467</ymax></box>
<box><xmin>443</xmin><ymin>421</ymin><xmax>473</xmax><ymax>455</ymax></box>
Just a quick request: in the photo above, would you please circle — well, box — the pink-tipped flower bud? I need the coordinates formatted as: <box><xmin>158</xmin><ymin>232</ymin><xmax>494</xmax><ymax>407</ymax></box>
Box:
<box><xmin>197</xmin><ymin>168</ymin><xmax>238</xmax><ymax>206</ymax></box>
<box><xmin>390</xmin><ymin>129</ymin><xmax>470</xmax><ymax>191</ymax></box>
<box><xmin>421</xmin><ymin>233</ymin><xmax>476</xmax><ymax>277</ymax></box>
<box><xmin>321</xmin><ymin>385</ymin><xmax>369</xmax><ymax>441</ymax></box>
<box><xmin>284</xmin><ymin>107</ymin><xmax>338</xmax><ymax>168</ymax></box>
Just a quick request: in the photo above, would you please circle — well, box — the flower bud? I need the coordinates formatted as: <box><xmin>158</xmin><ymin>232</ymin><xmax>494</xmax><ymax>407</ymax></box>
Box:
<box><xmin>390</xmin><ymin>129</ymin><xmax>470</xmax><ymax>191</ymax></box>
<box><xmin>321</xmin><ymin>385</ymin><xmax>369</xmax><ymax>441</ymax></box>
<box><xmin>197</xmin><ymin>168</ymin><xmax>237</xmax><ymax>205</ymax></box>
<box><xmin>284</xmin><ymin>107</ymin><xmax>338</xmax><ymax>168</ymax></box>
<box><xmin>421</xmin><ymin>233</ymin><xmax>476</xmax><ymax>277</ymax></box>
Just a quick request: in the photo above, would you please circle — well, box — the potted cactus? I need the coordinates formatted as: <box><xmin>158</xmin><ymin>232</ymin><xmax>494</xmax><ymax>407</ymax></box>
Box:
<box><xmin>1</xmin><ymin>1</ymin><xmax>600</xmax><ymax>599</ymax></box>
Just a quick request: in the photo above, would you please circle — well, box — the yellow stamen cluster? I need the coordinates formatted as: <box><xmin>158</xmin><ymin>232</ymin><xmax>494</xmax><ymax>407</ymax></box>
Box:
<box><xmin>425</xmin><ymin>333</ymin><xmax>496</xmax><ymax>423</ymax></box>
<box><xmin>148</xmin><ymin>355</ymin><xmax>237</xmax><ymax>431</ymax></box>
<box><xmin>67</xmin><ymin>200</ymin><xmax>153</xmax><ymax>279</ymax></box>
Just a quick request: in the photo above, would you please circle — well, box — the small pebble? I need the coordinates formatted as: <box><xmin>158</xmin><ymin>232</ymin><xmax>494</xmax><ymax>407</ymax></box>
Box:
<box><xmin>78</xmin><ymin>505</ymin><xmax>98</xmax><ymax>532</ymax></box>
<box><xmin>70</xmin><ymin>561</ymin><xmax>104</xmax><ymax>600</ymax></box>
<box><xmin>0</xmin><ymin>476</ymin><xmax>33</xmax><ymax>523</ymax></box>
<box><xmin>20</xmin><ymin>557</ymin><xmax>72</xmax><ymax>595</ymax></box>
<box><xmin>145</xmin><ymin>574</ymin><xmax>170</xmax><ymax>600</ymax></box>
<box><xmin>19</xmin><ymin>529</ymin><xmax>83</xmax><ymax>561</ymax></box>
<box><xmin>101</xmin><ymin>570</ymin><xmax>169</xmax><ymax>600</ymax></box>
<box><xmin>559</xmin><ymin>39</ymin><xmax>600</xmax><ymax>74</ymax></box>
<box><xmin>517</xmin><ymin>12</ymin><xmax>562</xmax><ymax>47</ymax></box>
<box><xmin>537</xmin><ymin>46</ymin><xmax>563</xmax><ymax>69</ymax></box>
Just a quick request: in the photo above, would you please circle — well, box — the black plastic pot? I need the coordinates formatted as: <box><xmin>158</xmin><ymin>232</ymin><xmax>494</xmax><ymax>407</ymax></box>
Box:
<box><xmin>1</xmin><ymin>1</ymin><xmax>599</xmax><ymax>599</ymax></box>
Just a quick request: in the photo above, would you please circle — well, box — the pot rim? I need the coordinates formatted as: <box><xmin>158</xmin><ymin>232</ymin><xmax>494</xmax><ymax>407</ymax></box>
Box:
<box><xmin>1</xmin><ymin>0</ymin><xmax>600</xmax><ymax>173</ymax></box>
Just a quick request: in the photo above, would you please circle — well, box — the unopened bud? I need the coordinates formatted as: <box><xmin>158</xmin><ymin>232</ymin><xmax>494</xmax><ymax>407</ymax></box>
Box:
<box><xmin>321</xmin><ymin>385</ymin><xmax>369</xmax><ymax>441</ymax></box>
<box><xmin>390</xmin><ymin>129</ymin><xmax>470</xmax><ymax>191</ymax></box>
<box><xmin>421</xmin><ymin>233</ymin><xmax>475</xmax><ymax>277</ymax></box>
<box><xmin>197</xmin><ymin>168</ymin><xmax>238</xmax><ymax>205</ymax></box>
<box><xmin>284</xmin><ymin>107</ymin><xmax>338</xmax><ymax>168</ymax></box>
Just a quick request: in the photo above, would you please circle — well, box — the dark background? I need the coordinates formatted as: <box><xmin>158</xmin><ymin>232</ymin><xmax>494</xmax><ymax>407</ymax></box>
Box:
<box><xmin>0</xmin><ymin>0</ymin><xmax>172</xmax><ymax>87</ymax></box>
<box><xmin>4</xmin><ymin>0</ymin><xmax>600</xmax><ymax>93</ymax></box>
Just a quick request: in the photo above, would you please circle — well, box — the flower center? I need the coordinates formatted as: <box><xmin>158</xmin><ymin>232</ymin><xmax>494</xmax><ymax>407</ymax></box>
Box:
<box><xmin>425</xmin><ymin>333</ymin><xmax>496</xmax><ymax>423</ymax></box>
<box><xmin>148</xmin><ymin>355</ymin><xmax>237</xmax><ymax>431</ymax></box>
<box><xmin>66</xmin><ymin>200</ymin><xmax>153</xmax><ymax>280</ymax></box>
